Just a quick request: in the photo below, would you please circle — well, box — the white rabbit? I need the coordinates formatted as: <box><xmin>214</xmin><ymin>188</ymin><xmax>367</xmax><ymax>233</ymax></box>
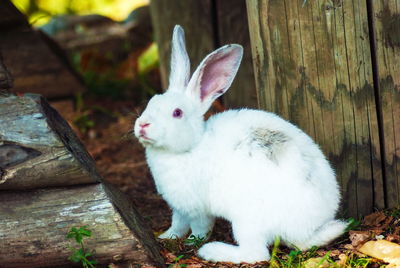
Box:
<box><xmin>134</xmin><ymin>25</ymin><xmax>347</xmax><ymax>263</ymax></box>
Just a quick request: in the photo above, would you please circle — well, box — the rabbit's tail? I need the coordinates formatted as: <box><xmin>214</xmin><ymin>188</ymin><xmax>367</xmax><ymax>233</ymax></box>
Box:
<box><xmin>296</xmin><ymin>220</ymin><xmax>348</xmax><ymax>250</ymax></box>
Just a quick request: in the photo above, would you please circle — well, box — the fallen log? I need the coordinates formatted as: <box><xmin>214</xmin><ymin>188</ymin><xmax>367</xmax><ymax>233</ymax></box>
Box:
<box><xmin>0</xmin><ymin>94</ymin><xmax>101</xmax><ymax>189</ymax></box>
<box><xmin>0</xmin><ymin>182</ymin><xmax>164</xmax><ymax>267</ymax></box>
<box><xmin>43</xmin><ymin>6</ymin><xmax>153</xmax><ymax>53</ymax></box>
<box><xmin>0</xmin><ymin>0</ymin><xmax>85</xmax><ymax>98</ymax></box>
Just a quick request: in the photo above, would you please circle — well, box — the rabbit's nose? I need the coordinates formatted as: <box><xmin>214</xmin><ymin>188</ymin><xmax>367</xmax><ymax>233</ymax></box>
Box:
<box><xmin>139</xmin><ymin>122</ymin><xmax>150</xmax><ymax>129</ymax></box>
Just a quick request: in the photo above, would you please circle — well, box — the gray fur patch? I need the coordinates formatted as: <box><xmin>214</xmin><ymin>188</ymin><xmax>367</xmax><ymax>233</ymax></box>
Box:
<box><xmin>251</xmin><ymin>128</ymin><xmax>289</xmax><ymax>163</ymax></box>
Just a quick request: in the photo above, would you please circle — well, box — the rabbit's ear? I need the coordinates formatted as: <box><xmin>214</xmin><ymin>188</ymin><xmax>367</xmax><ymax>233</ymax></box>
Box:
<box><xmin>187</xmin><ymin>44</ymin><xmax>243</xmax><ymax>113</ymax></box>
<box><xmin>168</xmin><ymin>25</ymin><xmax>191</xmax><ymax>91</ymax></box>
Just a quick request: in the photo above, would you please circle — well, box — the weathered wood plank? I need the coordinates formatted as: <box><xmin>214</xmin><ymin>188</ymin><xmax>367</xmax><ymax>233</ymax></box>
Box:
<box><xmin>247</xmin><ymin>0</ymin><xmax>383</xmax><ymax>217</ymax></box>
<box><xmin>0</xmin><ymin>183</ymin><xmax>164</xmax><ymax>267</ymax></box>
<box><xmin>149</xmin><ymin>0</ymin><xmax>257</xmax><ymax>108</ymax></box>
<box><xmin>216</xmin><ymin>0</ymin><xmax>258</xmax><ymax>108</ymax></box>
<box><xmin>371</xmin><ymin>0</ymin><xmax>400</xmax><ymax>208</ymax></box>
<box><xmin>0</xmin><ymin>94</ymin><xmax>101</xmax><ymax>189</ymax></box>
<box><xmin>149</xmin><ymin>0</ymin><xmax>214</xmax><ymax>88</ymax></box>
<box><xmin>340</xmin><ymin>0</ymin><xmax>383</xmax><ymax>215</ymax></box>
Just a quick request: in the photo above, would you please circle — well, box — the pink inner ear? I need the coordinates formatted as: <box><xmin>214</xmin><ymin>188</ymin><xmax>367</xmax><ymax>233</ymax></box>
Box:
<box><xmin>199</xmin><ymin>52</ymin><xmax>237</xmax><ymax>101</ymax></box>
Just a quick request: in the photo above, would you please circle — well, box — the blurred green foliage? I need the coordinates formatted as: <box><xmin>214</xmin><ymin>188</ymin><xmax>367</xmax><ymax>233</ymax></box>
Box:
<box><xmin>138</xmin><ymin>43</ymin><xmax>159</xmax><ymax>75</ymax></box>
<box><xmin>137</xmin><ymin>43</ymin><xmax>159</xmax><ymax>97</ymax></box>
<box><xmin>71</xmin><ymin>43</ymin><xmax>159</xmax><ymax>100</ymax></box>
<box><xmin>12</xmin><ymin>0</ymin><xmax>160</xmax><ymax>108</ymax></box>
<box><xmin>12</xmin><ymin>0</ymin><xmax>149</xmax><ymax>25</ymax></box>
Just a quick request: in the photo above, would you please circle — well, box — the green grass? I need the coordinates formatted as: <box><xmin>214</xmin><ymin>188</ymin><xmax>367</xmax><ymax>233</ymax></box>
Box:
<box><xmin>183</xmin><ymin>234</ymin><xmax>207</xmax><ymax>248</ymax></box>
<box><xmin>346</xmin><ymin>255</ymin><xmax>373</xmax><ymax>268</ymax></box>
<box><xmin>387</xmin><ymin>206</ymin><xmax>400</xmax><ymax>218</ymax></box>
<box><xmin>265</xmin><ymin>235</ymin><xmax>386</xmax><ymax>268</ymax></box>
<box><xmin>346</xmin><ymin>217</ymin><xmax>362</xmax><ymax>231</ymax></box>
<box><xmin>158</xmin><ymin>215</ymin><xmax>391</xmax><ymax>267</ymax></box>
<box><xmin>168</xmin><ymin>254</ymin><xmax>186</xmax><ymax>268</ymax></box>
<box><xmin>72</xmin><ymin>92</ymin><xmax>119</xmax><ymax>133</ymax></box>
<box><xmin>138</xmin><ymin>43</ymin><xmax>159</xmax><ymax>75</ymax></box>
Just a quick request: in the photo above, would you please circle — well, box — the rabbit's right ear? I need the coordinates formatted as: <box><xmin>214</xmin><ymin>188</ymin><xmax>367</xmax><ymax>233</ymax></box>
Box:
<box><xmin>186</xmin><ymin>44</ymin><xmax>243</xmax><ymax>114</ymax></box>
<box><xmin>168</xmin><ymin>25</ymin><xmax>191</xmax><ymax>91</ymax></box>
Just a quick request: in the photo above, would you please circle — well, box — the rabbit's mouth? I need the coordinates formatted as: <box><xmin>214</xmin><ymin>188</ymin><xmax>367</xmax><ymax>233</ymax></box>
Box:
<box><xmin>138</xmin><ymin>134</ymin><xmax>155</xmax><ymax>145</ymax></box>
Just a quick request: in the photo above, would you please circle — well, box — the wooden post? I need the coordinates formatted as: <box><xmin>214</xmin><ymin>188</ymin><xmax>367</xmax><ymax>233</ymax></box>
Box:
<box><xmin>149</xmin><ymin>0</ymin><xmax>257</xmax><ymax>108</ymax></box>
<box><xmin>370</xmin><ymin>0</ymin><xmax>400</xmax><ymax>208</ymax></box>
<box><xmin>246</xmin><ymin>0</ymin><xmax>383</xmax><ymax>217</ymax></box>
<box><xmin>149</xmin><ymin>0</ymin><xmax>215</xmax><ymax>88</ymax></box>
<box><xmin>215</xmin><ymin>0</ymin><xmax>258</xmax><ymax>108</ymax></box>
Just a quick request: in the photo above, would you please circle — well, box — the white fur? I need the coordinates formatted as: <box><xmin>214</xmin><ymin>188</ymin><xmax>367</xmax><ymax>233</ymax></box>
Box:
<box><xmin>169</xmin><ymin>25</ymin><xmax>190</xmax><ymax>90</ymax></box>
<box><xmin>134</xmin><ymin>25</ymin><xmax>347</xmax><ymax>263</ymax></box>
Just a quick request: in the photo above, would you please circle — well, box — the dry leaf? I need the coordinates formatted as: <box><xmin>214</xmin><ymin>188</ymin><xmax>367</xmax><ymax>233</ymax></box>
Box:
<box><xmin>363</xmin><ymin>211</ymin><xmax>387</xmax><ymax>227</ymax></box>
<box><xmin>181</xmin><ymin>257</ymin><xmax>206</xmax><ymax>265</ymax></box>
<box><xmin>316</xmin><ymin>249</ymin><xmax>328</xmax><ymax>256</ymax></box>
<box><xmin>335</xmin><ymin>254</ymin><xmax>348</xmax><ymax>268</ymax></box>
<box><xmin>343</xmin><ymin>243</ymin><xmax>354</xmax><ymax>250</ymax></box>
<box><xmin>160</xmin><ymin>249</ymin><xmax>177</xmax><ymax>263</ymax></box>
<box><xmin>359</xmin><ymin>240</ymin><xmax>400</xmax><ymax>267</ymax></box>
<box><xmin>381</xmin><ymin>215</ymin><xmax>394</xmax><ymax>229</ymax></box>
<box><xmin>349</xmin><ymin>230</ymin><xmax>370</xmax><ymax>247</ymax></box>
<box><xmin>330</xmin><ymin>249</ymin><xmax>342</xmax><ymax>257</ymax></box>
<box><xmin>186</xmin><ymin>264</ymin><xmax>203</xmax><ymax>268</ymax></box>
<box><xmin>386</xmin><ymin>234</ymin><xmax>400</xmax><ymax>243</ymax></box>
<box><xmin>370</xmin><ymin>228</ymin><xmax>385</xmax><ymax>236</ymax></box>
<box><xmin>394</xmin><ymin>226</ymin><xmax>400</xmax><ymax>236</ymax></box>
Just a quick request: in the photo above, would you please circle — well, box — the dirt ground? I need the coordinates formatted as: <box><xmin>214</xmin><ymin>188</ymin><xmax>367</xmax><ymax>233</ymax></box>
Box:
<box><xmin>51</xmin><ymin>98</ymin><xmax>400</xmax><ymax>268</ymax></box>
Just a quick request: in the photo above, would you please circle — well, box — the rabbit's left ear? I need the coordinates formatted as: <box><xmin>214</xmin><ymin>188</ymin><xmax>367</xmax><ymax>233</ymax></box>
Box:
<box><xmin>186</xmin><ymin>44</ymin><xmax>243</xmax><ymax>114</ymax></box>
<box><xmin>168</xmin><ymin>25</ymin><xmax>191</xmax><ymax>91</ymax></box>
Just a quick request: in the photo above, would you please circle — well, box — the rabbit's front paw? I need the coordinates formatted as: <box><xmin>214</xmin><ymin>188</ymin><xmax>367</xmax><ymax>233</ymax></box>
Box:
<box><xmin>158</xmin><ymin>229</ymin><xmax>186</xmax><ymax>239</ymax></box>
<box><xmin>198</xmin><ymin>242</ymin><xmax>269</xmax><ymax>263</ymax></box>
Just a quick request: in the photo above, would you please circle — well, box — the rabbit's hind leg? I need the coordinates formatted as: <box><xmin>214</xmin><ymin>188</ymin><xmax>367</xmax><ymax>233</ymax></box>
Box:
<box><xmin>292</xmin><ymin>219</ymin><xmax>348</xmax><ymax>250</ymax></box>
<box><xmin>197</xmin><ymin>221</ymin><xmax>270</xmax><ymax>263</ymax></box>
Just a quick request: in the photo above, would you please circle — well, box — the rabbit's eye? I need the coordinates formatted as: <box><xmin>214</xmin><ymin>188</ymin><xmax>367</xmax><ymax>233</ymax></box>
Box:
<box><xmin>172</xmin><ymin>108</ymin><xmax>183</xmax><ymax>118</ymax></box>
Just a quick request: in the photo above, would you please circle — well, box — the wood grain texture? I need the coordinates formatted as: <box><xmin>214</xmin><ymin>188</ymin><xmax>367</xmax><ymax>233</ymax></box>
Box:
<box><xmin>149</xmin><ymin>0</ymin><xmax>214</xmax><ymax>89</ymax></box>
<box><xmin>371</xmin><ymin>0</ymin><xmax>400</xmax><ymax>208</ymax></box>
<box><xmin>247</xmin><ymin>0</ymin><xmax>383</xmax><ymax>217</ymax></box>
<box><xmin>216</xmin><ymin>0</ymin><xmax>258</xmax><ymax>108</ymax></box>
<box><xmin>0</xmin><ymin>183</ymin><xmax>164</xmax><ymax>267</ymax></box>
<box><xmin>0</xmin><ymin>0</ymin><xmax>85</xmax><ymax>98</ymax></box>
<box><xmin>149</xmin><ymin>0</ymin><xmax>257</xmax><ymax>108</ymax></box>
<box><xmin>0</xmin><ymin>94</ymin><xmax>101</xmax><ymax>189</ymax></box>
